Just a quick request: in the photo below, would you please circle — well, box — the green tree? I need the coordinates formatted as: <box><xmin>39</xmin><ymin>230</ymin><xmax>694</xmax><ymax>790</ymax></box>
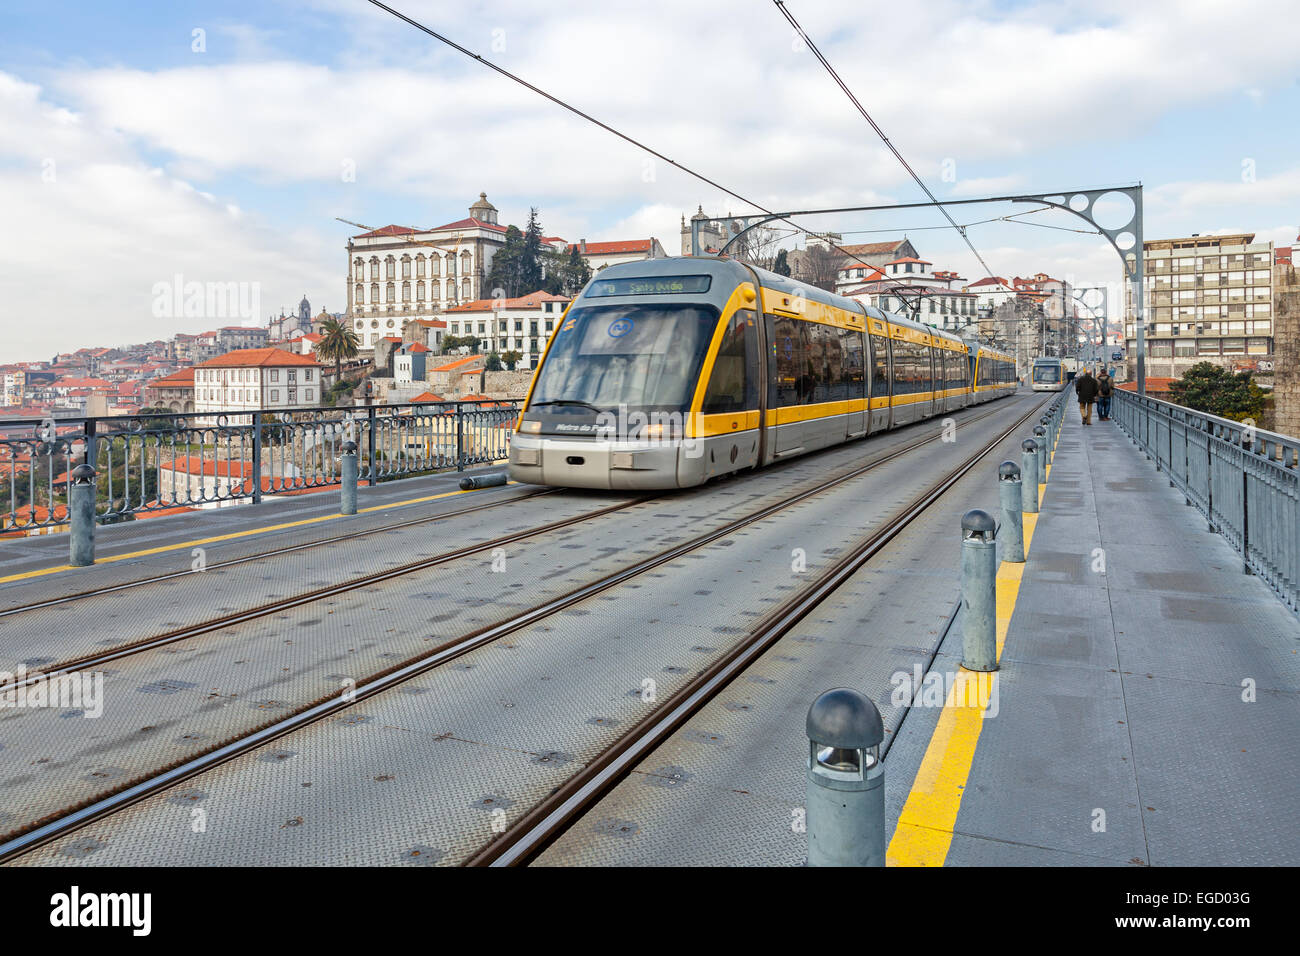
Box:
<box><xmin>519</xmin><ymin>207</ymin><xmax>544</xmax><ymax>293</ymax></box>
<box><xmin>485</xmin><ymin>224</ymin><xmax>525</xmax><ymax>298</ymax></box>
<box><xmin>772</xmin><ymin>249</ymin><xmax>792</xmax><ymax>277</ymax></box>
<box><xmin>316</xmin><ymin>318</ymin><xmax>360</xmax><ymax>378</ymax></box>
<box><xmin>440</xmin><ymin>334</ymin><xmax>481</xmax><ymax>354</ymax></box>
<box><xmin>485</xmin><ymin>352</ymin><xmax>504</xmax><ymax>372</ymax></box>
<box><xmin>501</xmin><ymin>349</ymin><xmax>523</xmax><ymax>371</ymax></box>
<box><xmin>1166</xmin><ymin>361</ymin><xmax>1265</xmax><ymax>423</ymax></box>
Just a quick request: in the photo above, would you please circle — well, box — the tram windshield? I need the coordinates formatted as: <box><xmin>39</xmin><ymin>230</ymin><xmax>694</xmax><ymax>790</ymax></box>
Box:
<box><xmin>529</xmin><ymin>304</ymin><xmax>721</xmax><ymax>413</ymax></box>
<box><xmin>1032</xmin><ymin>363</ymin><xmax>1061</xmax><ymax>384</ymax></box>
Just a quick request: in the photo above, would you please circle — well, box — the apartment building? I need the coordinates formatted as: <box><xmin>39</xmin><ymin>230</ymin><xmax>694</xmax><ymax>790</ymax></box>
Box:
<box><xmin>1126</xmin><ymin>233</ymin><xmax>1275</xmax><ymax>376</ymax></box>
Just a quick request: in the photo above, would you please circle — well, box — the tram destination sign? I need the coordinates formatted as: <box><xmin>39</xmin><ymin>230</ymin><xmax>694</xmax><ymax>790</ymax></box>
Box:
<box><xmin>586</xmin><ymin>275</ymin><xmax>712</xmax><ymax>297</ymax></box>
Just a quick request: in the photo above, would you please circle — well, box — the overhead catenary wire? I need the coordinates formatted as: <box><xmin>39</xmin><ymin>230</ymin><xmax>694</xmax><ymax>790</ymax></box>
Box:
<box><xmin>362</xmin><ymin>0</ymin><xmax>947</xmax><ymax>319</ymax></box>
<box><xmin>774</xmin><ymin>1</ymin><xmax>1005</xmax><ymax>288</ymax></box>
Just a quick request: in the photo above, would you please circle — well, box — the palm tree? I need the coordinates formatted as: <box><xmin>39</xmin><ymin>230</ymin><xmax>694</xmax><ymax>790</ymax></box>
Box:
<box><xmin>317</xmin><ymin>318</ymin><xmax>360</xmax><ymax>379</ymax></box>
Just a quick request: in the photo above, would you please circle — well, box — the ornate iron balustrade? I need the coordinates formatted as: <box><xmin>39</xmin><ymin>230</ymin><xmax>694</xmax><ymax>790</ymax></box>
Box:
<box><xmin>1112</xmin><ymin>389</ymin><xmax>1300</xmax><ymax>611</ymax></box>
<box><xmin>0</xmin><ymin>399</ymin><xmax>520</xmax><ymax>532</ymax></box>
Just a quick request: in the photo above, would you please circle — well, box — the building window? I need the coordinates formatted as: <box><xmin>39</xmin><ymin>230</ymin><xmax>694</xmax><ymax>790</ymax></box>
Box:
<box><xmin>402</xmin><ymin>281</ymin><xmax>411</xmax><ymax>302</ymax></box>
<box><xmin>462</xmin><ymin>278</ymin><xmax>471</xmax><ymax>300</ymax></box>
<box><xmin>402</xmin><ymin>257</ymin><xmax>411</xmax><ymax>279</ymax></box>
<box><xmin>304</xmin><ymin>369</ymin><xmax>313</xmax><ymax>381</ymax></box>
<box><xmin>270</xmin><ymin>370</ymin><xmax>279</xmax><ymax>382</ymax></box>
<box><xmin>355</xmin><ymin>283</ymin><xmax>364</xmax><ymax>305</ymax></box>
<box><xmin>386</xmin><ymin>258</ymin><xmax>395</xmax><ymax>280</ymax></box>
<box><xmin>305</xmin><ymin>388</ymin><xmax>313</xmax><ymax>402</ymax></box>
<box><xmin>386</xmin><ymin>282</ymin><xmax>395</xmax><ymax>303</ymax></box>
<box><xmin>430</xmin><ymin>256</ymin><xmax>440</xmax><ymax>276</ymax></box>
<box><xmin>417</xmin><ymin>281</ymin><xmax>425</xmax><ymax>301</ymax></box>
<box><xmin>371</xmin><ymin>282</ymin><xmax>379</xmax><ymax>304</ymax></box>
<box><xmin>270</xmin><ymin>390</ymin><xmax>278</xmax><ymax>401</ymax></box>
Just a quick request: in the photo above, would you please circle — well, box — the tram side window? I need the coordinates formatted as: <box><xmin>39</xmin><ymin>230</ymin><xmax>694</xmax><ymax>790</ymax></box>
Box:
<box><xmin>944</xmin><ymin>349</ymin><xmax>958</xmax><ymax>391</ymax></box>
<box><xmin>702</xmin><ymin>309</ymin><xmax>759</xmax><ymax>414</ymax></box>
<box><xmin>892</xmin><ymin>338</ymin><xmax>924</xmax><ymax>395</ymax></box>
<box><xmin>839</xmin><ymin>328</ymin><xmax>866</xmax><ymax>399</ymax></box>
<box><xmin>870</xmin><ymin>335</ymin><xmax>890</xmax><ymax>398</ymax></box>
<box><xmin>805</xmin><ymin>323</ymin><xmax>845</xmax><ymax>403</ymax></box>
<box><xmin>768</xmin><ymin>314</ymin><xmax>803</xmax><ymax>408</ymax></box>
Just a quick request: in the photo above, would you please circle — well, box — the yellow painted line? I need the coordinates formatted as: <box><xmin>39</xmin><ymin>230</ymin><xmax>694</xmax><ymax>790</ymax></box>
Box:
<box><xmin>0</xmin><ymin>481</ymin><xmax>514</xmax><ymax>585</ymax></box>
<box><xmin>886</xmin><ymin>478</ymin><xmax>1044</xmax><ymax>866</ymax></box>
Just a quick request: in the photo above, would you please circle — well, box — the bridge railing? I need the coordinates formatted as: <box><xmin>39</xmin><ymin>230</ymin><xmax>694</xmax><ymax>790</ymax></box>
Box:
<box><xmin>1112</xmin><ymin>388</ymin><xmax>1300</xmax><ymax>610</ymax></box>
<box><xmin>0</xmin><ymin>399</ymin><xmax>520</xmax><ymax>532</ymax></box>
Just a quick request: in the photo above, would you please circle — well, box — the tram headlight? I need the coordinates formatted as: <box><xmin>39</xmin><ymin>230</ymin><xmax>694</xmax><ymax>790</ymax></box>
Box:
<box><xmin>518</xmin><ymin>419</ymin><xmax>542</xmax><ymax>434</ymax></box>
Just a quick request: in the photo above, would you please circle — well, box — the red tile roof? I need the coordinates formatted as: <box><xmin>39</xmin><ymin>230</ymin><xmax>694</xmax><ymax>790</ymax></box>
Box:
<box><xmin>429</xmin><ymin>355</ymin><xmax>483</xmax><ymax>373</ymax></box>
<box><xmin>149</xmin><ymin>369</ymin><xmax>195</xmax><ymax>388</ymax></box>
<box><xmin>837</xmin><ymin>240</ymin><xmax>909</xmax><ymax>257</ymax></box>
<box><xmin>410</xmin><ymin>391</ymin><xmax>445</xmax><ymax>403</ymax></box>
<box><xmin>404</xmin><ymin>343</ymin><xmax>431</xmax><ymax>353</ymax></box>
<box><xmin>1118</xmin><ymin>378</ymin><xmax>1176</xmax><ymax>393</ymax></box>
<box><xmin>886</xmin><ymin>256</ymin><xmax>932</xmax><ymax>265</ymax></box>
<box><xmin>353</xmin><ymin>224</ymin><xmax>419</xmax><ymax>239</ymax></box>
<box><xmin>445</xmin><ymin>290</ymin><xmax>569</xmax><ymax>312</ymax></box>
<box><xmin>430</xmin><ymin>217</ymin><xmax>507</xmax><ymax>233</ymax></box>
<box><xmin>568</xmin><ymin>239</ymin><xmax>653</xmax><ymax>255</ymax></box>
<box><xmin>197</xmin><ymin>348</ymin><xmax>321</xmax><ymax>369</ymax></box>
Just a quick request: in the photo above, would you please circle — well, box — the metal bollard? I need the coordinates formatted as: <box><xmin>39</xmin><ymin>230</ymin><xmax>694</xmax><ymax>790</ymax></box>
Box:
<box><xmin>459</xmin><ymin>472</ymin><xmax>508</xmax><ymax>491</ymax></box>
<box><xmin>998</xmin><ymin>461</ymin><xmax>1025</xmax><ymax>563</ymax></box>
<box><xmin>1040</xmin><ymin>416</ymin><xmax>1053</xmax><ymax>460</ymax></box>
<box><xmin>69</xmin><ymin>464</ymin><xmax>96</xmax><ymax>567</ymax></box>
<box><xmin>1033</xmin><ymin>425</ymin><xmax>1048</xmax><ymax>483</ymax></box>
<box><xmin>960</xmin><ymin>509</ymin><xmax>998</xmax><ymax>672</ymax></box>
<box><xmin>805</xmin><ymin>688</ymin><xmax>885</xmax><ymax>867</ymax></box>
<box><xmin>340</xmin><ymin>440</ymin><xmax>358</xmax><ymax>515</ymax></box>
<box><xmin>1021</xmin><ymin>439</ymin><xmax>1039</xmax><ymax>514</ymax></box>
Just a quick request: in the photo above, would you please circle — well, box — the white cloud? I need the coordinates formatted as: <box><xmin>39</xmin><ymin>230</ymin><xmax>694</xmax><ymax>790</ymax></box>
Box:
<box><xmin>4</xmin><ymin>0</ymin><xmax>1300</xmax><ymax>361</ymax></box>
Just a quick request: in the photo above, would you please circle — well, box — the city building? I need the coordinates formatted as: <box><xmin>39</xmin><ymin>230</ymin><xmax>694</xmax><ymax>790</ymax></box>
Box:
<box><xmin>143</xmin><ymin>368</ymin><xmax>195</xmax><ymax>413</ymax></box>
<box><xmin>347</xmin><ymin>193</ymin><xmax>508</xmax><ymax>349</ymax></box>
<box><xmin>560</xmin><ymin>238</ymin><xmax>666</xmax><ymax>271</ymax></box>
<box><xmin>1125</xmin><ymin>232</ymin><xmax>1275</xmax><ymax>377</ymax></box>
<box><xmin>442</xmin><ymin>290</ymin><xmax>572</xmax><ymax>370</ymax></box>
<box><xmin>347</xmin><ymin>193</ymin><xmax>659</xmax><ymax>351</ymax></box>
<box><xmin>193</xmin><ymin>348</ymin><xmax>323</xmax><ymax>423</ymax></box>
<box><xmin>838</xmin><ymin>256</ymin><xmax>979</xmax><ymax>333</ymax></box>
<box><xmin>393</xmin><ymin>343</ymin><xmax>432</xmax><ymax>384</ymax></box>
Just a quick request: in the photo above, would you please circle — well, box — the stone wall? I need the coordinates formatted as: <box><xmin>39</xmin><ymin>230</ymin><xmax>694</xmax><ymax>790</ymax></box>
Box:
<box><xmin>1270</xmin><ymin>263</ymin><xmax>1300</xmax><ymax>437</ymax></box>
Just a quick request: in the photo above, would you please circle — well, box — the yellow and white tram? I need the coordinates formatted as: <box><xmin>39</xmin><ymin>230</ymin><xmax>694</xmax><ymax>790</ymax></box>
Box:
<box><xmin>509</xmin><ymin>256</ymin><xmax>1015</xmax><ymax>489</ymax></box>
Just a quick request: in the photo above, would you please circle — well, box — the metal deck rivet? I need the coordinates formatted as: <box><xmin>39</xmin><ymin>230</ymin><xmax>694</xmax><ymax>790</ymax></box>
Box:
<box><xmin>402</xmin><ymin>845</ymin><xmax>446</xmax><ymax>865</ymax></box>
<box><xmin>470</xmin><ymin>795</ymin><xmax>515</xmax><ymax>810</ymax></box>
<box><xmin>531</xmin><ymin>750</ymin><xmax>574</xmax><ymax>766</ymax></box>
<box><xmin>61</xmin><ymin>836</ymin><xmax>106</xmax><ymax>858</ymax></box>
<box><xmin>643</xmin><ymin>765</ymin><xmax>692</xmax><ymax>788</ymax></box>
<box><xmin>260</xmin><ymin>749</ymin><xmax>298</xmax><ymax>762</ymax></box>
<box><xmin>138</xmin><ymin>679</ymin><xmax>198</xmax><ymax>695</ymax></box>
<box><xmin>592</xmin><ymin>818</ymin><xmax>640</xmax><ymax>839</ymax></box>
<box><xmin>167</xmin><ymin>789</ymin><xmax>207</xmax><ymax>806</ymax></box>
<box><xmin>586</xmin><ymin>716</ymin><xmax>620</xmax><ymax>727</ymax></box>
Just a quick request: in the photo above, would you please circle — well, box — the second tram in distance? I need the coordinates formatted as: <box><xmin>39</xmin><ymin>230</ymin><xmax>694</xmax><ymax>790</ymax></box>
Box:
<box><xmin>509</xmin><ymin>256</ymin><xmax>1017</xmax><ymax>490</ymax></box>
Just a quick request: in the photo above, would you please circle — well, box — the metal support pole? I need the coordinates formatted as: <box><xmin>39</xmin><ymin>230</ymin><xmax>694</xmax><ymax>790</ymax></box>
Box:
<box><xmin>340</xmin><ymin>440</ymin><xmax>358</xmax><ymax>515</ymax></box>
<box><xmin>960</xmin><ymin>509</ymin><xmax>998</xmax><ymax>672</ymax></box>
<box><xmin>998</xmin><ymin>462</ymin><xmax>1025</xmax><ymax>563</ymax></box>
<box><xmin>1040</xmin><ymin>416</ymin><xmax>1053</xmax><ymax>461</ymax></box>
<box><xmin>1034</xmin><ymin>425</ymin><xmax>1048</xmax><ymax>483</ymax></box>
<box><xmin>366</xmin><ymin>406</ymin><xmax>378</xmax><ymax>487</ymax></box>
<box><xmin>456</xmin><ymin>405</ymin><xmax>466</xmax><ymax>473</ymax></box>
<box><xmin>1021</xmin><ymin>439</ymin><xmax>1039</xmax><ymax>514</ymax></box>
<box><xmin>251</xmin><ymin>411</ymin><xmax>263</xmax><ymax>505</ymax></box>
<box><xmin>69</xmin><ymin>464</ymin><xmax>96</xmax><ymax>567</ymax></box>
<box><xmin>805</xmin><ymin>688</ymin><xmax>885</xmax><ymax>867</ymax></box>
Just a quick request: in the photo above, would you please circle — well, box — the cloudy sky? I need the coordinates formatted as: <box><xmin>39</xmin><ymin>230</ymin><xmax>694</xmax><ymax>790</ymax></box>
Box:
<box><xmin>1</xmin><ymin>0</ymin><xmax>1297</xmax><ymax>361</ymax></box>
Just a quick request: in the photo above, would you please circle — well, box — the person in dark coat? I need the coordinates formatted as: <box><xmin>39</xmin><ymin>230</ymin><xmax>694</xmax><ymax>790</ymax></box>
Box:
<box><xmin>1096</xmin><ymin>369</ymin><xmax>1114</xmax><ymax>420</ymax></box>
<box><xmin>1075</xmin><ymin>368</ymin><xmax>1099</xmax><ymax>425</ymax></box>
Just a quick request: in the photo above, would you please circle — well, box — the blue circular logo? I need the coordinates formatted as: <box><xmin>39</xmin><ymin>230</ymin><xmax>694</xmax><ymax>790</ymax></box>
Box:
<box><xmin>607</xmin><ymin>318</ymin><xmax>633</xmax><ymax>338</ymax></box>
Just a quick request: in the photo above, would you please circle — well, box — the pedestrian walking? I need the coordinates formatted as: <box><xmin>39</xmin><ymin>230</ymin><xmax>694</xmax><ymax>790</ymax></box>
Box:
<box><xmin>1096</xmin><ymin>368</ymin><xmax>1114</xmax><ymax>421</ymax></box>
<box><xmin>1075</xmin><ymin>367</ymin><xmax>1099</xmax><ymax>425</ymax></box>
